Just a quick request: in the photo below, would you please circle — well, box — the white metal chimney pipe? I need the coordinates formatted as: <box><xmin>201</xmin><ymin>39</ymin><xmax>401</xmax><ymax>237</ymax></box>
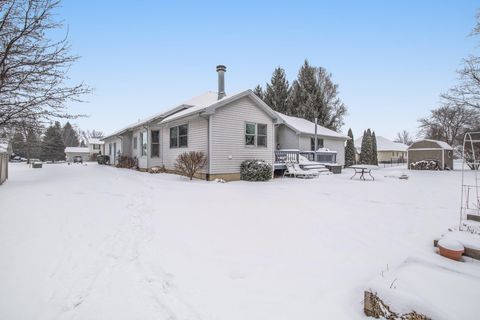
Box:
<box><xmin>216</xmin><ymin>65</ymin><xmax>226</xmax><ymax>100</ymax></box>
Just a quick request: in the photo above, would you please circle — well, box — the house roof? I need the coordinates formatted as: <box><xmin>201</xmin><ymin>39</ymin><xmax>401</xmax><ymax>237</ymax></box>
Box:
<box><xmin>355</xmin><ymin>136</ymin><xmax>408</xmax><ymax>152</ymax></box>
<box><xmin>88</xmin><ymin>138</ymin><xmax>104</xmax><ymax>145</ymax></box>
<box><xmin>276</xmin><ymin>112</ymin><xmax>349</xmax><ymax>140</ymax></box>
<box><xmin>103</xmin><ymin>91</ymin><xmax>221</xmax><ymax>140</ymax></box>
<box><xmin>160</xmin><ymin>90</ymin><xmax>281</xmax><ymax>124</ymax></box>
<box><xmin>65</xmin><ymin>147</ymin><xmax>90</xmax><ymax>153</ymax></box>
<box><xmin>408</xmin><ymin>139</ymin><xmax>453</xmax><ymax>150</ymax></box>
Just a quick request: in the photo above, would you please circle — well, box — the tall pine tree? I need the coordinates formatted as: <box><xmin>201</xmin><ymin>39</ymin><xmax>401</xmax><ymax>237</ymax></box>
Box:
<box><xmin>264</xmin><ymin>67</ymin><xmax>290</xmax><ymax>114</ymax></box>
<box><xmin>371</xmin><ymin>131</ymin><xmax>378</xmax><ymax>165</ymax></box>
<box><xmin>11</xmin><ymin>132</ymin><xmax>26</xmax><ymax>157</ymax></box>
<box><xmin>288</xmin><ymin>60</ymin><xmax>319</xmax><ymax>120</ymax></box>
<box><xmin>288</xmin><ymin>60</ymin><xmax>347</xmax><ymax>131</ymax></box>
<box><xmin>360</xmin><ymin>129</ymin><xmax>375</xmax><ymax>165</ymax></box>
<box><xmin>40</xmin><ymin>122</ymin><xmax>65</xmax><ymax>161</ymax></box>
<box><xmin>345</xmin><ymin>128</ymin><xmax>356</xmax><ymax>167</ymax></box>
<box><xmin>253</xmin><ymin>85</ymin><xmax>264</xmax><ymax>100</ymax></box>
<box><xmin>61</xmin><ymin>122</ymin><xmax>80</xmax><ymax>147</ymax></box>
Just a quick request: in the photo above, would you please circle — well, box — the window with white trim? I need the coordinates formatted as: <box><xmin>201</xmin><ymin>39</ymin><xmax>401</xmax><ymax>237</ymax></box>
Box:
<box><xmin>245</xmin><ymin>122</ymin><xmax>267</xmax><ymax>147</ymax></box>
<box><xmin>170</xmin><ymin>124</ymin><xmax>188</xmax><ymax>148</ymax></box>
<box><xmin>133</xmin><ymin>136</ymin><xmax>137</xmax><ymax>150</ymax></box>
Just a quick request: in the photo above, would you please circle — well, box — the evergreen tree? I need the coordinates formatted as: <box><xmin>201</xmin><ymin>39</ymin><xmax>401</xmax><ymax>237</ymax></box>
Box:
<box><xmin>288</xmin><ymin>60</ymin><xmax>347</xmax><ymax>130</ymax></box>
<box><xmin>288</xmin><ymin>60</ymin><xmax>319</xmax><ymax>120</ymax></box>
<box><xmin>40</xmin><ymin>122</ymin><xmax>65</xmax><ymax>161</ymax></box>
<box><xmin>360</xmin><ymin>129</ymin><xmax>375</xmax><ymax>164</ymax></box>
<box><xmin>359</xmin><ymin>130</ymin><xmax>367</xmax><ymax>164</ymax></box>
<box><xmin>61</xmin><ymin>122</ymin><xmax>80</xmax><ymax>147</ymax></box>
<box><xmin>253</xmin><ymin>85</ymin><xmax>264</xmax><ymax>100</ymax></box>
<box><xmin>25</xmin><ymin>129</ymin><xmax>41</xmax><ymax>161</ymax></box>
<box><xmin>264</xmin><ymin>67</ymin><xmax>290</xmax><ymax>114</ymax></box>
<box><xmin>364</xmin><ymin>129</ymin><xmax>373</xmax><ymax>165</ymax></box>
<box><xmin>11</xmin><ymin>132</ymin><xmax>26</xmax><ymax>157</ymax></box>
<box><xmin>371</xmin><ymin>131</ymin><xmax>378</xmax><ymax>165</ymax></box>
<box><xmin>345</xmin><ymin>128</ymin><xmax>356</xmax><ymax>167</ymax></box>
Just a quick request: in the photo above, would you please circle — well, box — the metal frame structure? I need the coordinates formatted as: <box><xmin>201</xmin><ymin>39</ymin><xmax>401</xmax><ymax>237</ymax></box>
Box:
<box><xmin>460</xmin><ymin>132</ymin><xmax>480</xmax><ymax>228</ymax></box>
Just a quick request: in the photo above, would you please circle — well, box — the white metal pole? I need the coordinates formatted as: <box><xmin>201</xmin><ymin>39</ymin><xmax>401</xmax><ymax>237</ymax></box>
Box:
<box><xmin>314</xmin><ymin>118</ymin><xmax>318</xmax><ymax>162</ymax></box>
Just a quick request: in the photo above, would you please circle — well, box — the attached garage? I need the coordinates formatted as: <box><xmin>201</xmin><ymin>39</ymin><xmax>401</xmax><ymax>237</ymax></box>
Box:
<box><xmin>65</xmin><ymin>147</ymin><xmax>90</xmax><ymax>162</ymax></box>
<box><xmin>407</xmin><ymin>139</ymin><xmax>453</xmax><ymax>170</ymax></box>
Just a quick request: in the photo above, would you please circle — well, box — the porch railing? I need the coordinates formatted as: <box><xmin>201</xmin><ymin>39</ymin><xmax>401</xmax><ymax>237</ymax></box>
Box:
<box><xmin>274</xmin><ymin>150</ymin><xmax>332</xmax><ymax>163</ymax></box>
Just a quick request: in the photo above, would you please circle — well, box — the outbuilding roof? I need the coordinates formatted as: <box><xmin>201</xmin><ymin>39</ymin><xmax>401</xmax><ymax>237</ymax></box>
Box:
<box><xmin>276</xmin><ymin>112</ymin><xmax>349</xmax><ymax>140</ymax></box>
<box><xmin>355</xmin><ymin>136</ymin><xmax>408</xmax><ymax>152</ymax></box>
<box><xmin>65</xmin><ymin>147</ymin><xmax>90</xmax><ymax>153</ymax></box>
<box><xmin>408</xmin><ymin>139</ymin><xmax>453</xmax><ymax>150</ymax></box>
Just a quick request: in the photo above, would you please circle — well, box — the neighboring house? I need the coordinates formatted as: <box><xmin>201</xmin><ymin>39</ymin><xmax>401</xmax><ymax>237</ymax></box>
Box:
<box><xmin>355</xmin><ymin>135</ymin><xmax>408</xmax><ymax>163</ymax></box>
<box><xmin>88</xmin><ymin>138</ymin><xmax>105</xmax><ymax>156</ymax></box>
<box><xmin>0</xmin><ymin>139</ymin><xmax>10</xmax><ymax>185</ymax></box>
<box><xmin>408</xmin><ymin>139</ymin><xmax>454</xmax><ymax>170</ymax></box>
<box><xmin>102</xmin><ymin>65</ymin><xmax>347</xmax><ymax>180</ymax></box>
<box><xmin>275</xmin><ymin>112</ymin><xmax>349</xmax><ymax>165</ymax></box>
<box><xmin>65</xmin><ymin>147</ymin><xmax>90</xmax><ymax>162</ymax></box>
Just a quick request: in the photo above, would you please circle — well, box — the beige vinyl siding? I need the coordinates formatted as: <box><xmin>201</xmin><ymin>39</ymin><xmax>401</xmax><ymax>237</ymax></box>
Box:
<box><xmin>323</xmin><ymin>139</ymin><xmax>345</xmax><ymax>166</ymax></box>
<box><xmin>162</xmin><ymin>115</ymin><xmax>208</xmax><ymax>172</ymax></box>
<box><xmin>299</xmin><ymin>135</ymin><xmax>311</xmax><ymax>151</ymax></box>
<box><xmin>210</xmin><ymin>96</ymin><xmax>274</xmax><ymax>174</ymax></box>
<box><xmin>276</xmin><ymin>125</ymin><xmax>300</xmax><ymax>149</ymax></box>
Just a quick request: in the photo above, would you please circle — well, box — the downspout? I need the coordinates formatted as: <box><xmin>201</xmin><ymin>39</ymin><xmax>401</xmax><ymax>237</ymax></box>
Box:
<box><xmin>207</xmin><ymin>115</ymin><xmax>212</xmax><ymax>180</ymax></box>
<box><xmin>143</xmin><ymin>125</ymin><xmax>149</xmax><ymax>170</ymax></box>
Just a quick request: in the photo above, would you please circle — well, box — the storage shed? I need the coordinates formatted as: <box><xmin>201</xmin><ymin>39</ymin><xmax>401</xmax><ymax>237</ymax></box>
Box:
<box><xmin>407</xmin><ymin>139</ymin><xmax>453</xmax><ymax>170</ymax></box>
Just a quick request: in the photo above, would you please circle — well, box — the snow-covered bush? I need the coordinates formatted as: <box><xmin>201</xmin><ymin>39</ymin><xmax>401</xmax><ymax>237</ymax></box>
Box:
<box><xmin>240</xmin><ymin>160</ymin><xmax>272</xmax><ymax>181</ymax></box>
<box><xmin>409</xmin><ymin>160</ymin><xmax>440</xmax><ymax>170</ymax></box>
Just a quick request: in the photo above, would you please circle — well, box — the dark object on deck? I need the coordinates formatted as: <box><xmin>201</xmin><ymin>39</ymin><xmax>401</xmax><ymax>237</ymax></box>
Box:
<box><xmin>325</xmin><ymin>164</ymin><xmax>342</xmax><ymax>174</ymax></box>
<box><xmin>97</xmin><ymin>155</ymin><xmax>110</xmax><ymax>165</ymax></box>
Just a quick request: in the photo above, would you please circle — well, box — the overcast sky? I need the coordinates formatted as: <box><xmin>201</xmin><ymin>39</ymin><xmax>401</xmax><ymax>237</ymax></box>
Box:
<box><xmin>58</xmin><ymin>0</ymin><xmax>479</xmax><ymax>140</ymax></box>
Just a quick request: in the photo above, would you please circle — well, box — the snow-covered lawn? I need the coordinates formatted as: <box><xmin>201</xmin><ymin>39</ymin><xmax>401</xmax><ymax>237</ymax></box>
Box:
<box><xmin>0</xmin><ymin>163</ymin><xmax>472</xmax><ymax>319</ymax></box>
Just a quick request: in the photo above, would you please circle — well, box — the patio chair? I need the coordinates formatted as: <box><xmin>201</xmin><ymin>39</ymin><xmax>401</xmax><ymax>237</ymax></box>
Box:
<box><xmin>293</xmin><ymin>164</ymin><xmax>319</xmax><ymax>178</ymax></box>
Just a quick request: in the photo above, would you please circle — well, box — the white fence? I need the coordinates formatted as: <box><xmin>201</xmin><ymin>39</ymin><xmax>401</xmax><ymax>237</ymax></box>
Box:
<box><xmin>0</xmin><ymin>153</ymin><xmax>8</xmax><ymax>185</ymax></box>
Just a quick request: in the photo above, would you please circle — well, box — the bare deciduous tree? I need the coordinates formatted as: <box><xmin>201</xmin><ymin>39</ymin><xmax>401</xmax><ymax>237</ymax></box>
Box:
<box><xmin>418</xmin><ymin>103</ymin><xmax>480</xmax><ymax>146</ymax></box>
<box><xmin>175</xmin><ymin>151</ymin><xmax>207</xmax><ymax>180</ymax></box>
<box><xmin>0</xmin><ymin>0</ymin><xmax>90</xmax><ymax>131</ymax></box>
<box><xmin>394</xmin><ymin>130</ymin><xmax>413</xmax><ymax>145</ymax></box>
<box><xmin>442</xmin><ymin>11</ymin><xmax>480</xmax><ymax>109</ymax></box>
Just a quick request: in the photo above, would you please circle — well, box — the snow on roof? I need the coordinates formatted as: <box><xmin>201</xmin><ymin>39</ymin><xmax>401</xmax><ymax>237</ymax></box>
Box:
<box><xmin>103</xmin><ymin>91</ymin><xmax>220</xmax><ymax>140</ymax></box>
<box><xmin>65</xmin><ymin>147</ymin><xmax>90</xmax><ymax>153</ymax></box>
<box><xmin>276</xmin><ymin>112</ymin><xmax>349</xmax><ymax>140</ymax></box>
<box><xmin>88</xmin><ymin>138</ymin><xmax>104</xmax><ymax>145</ymax></box>
<box><xmin>355</xmin><ymin>136</ymin><xmax>408</xmax><ymax>152</ymax></box>
<box><xmin>160</xmin><ymin>91</ymin><xmax>233</xmax><ymax>123</ymax></box>
<box><xmin>409</xmin><ymin>139</ymin><xmax>453</xmax><ymax>150</ymax></box>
